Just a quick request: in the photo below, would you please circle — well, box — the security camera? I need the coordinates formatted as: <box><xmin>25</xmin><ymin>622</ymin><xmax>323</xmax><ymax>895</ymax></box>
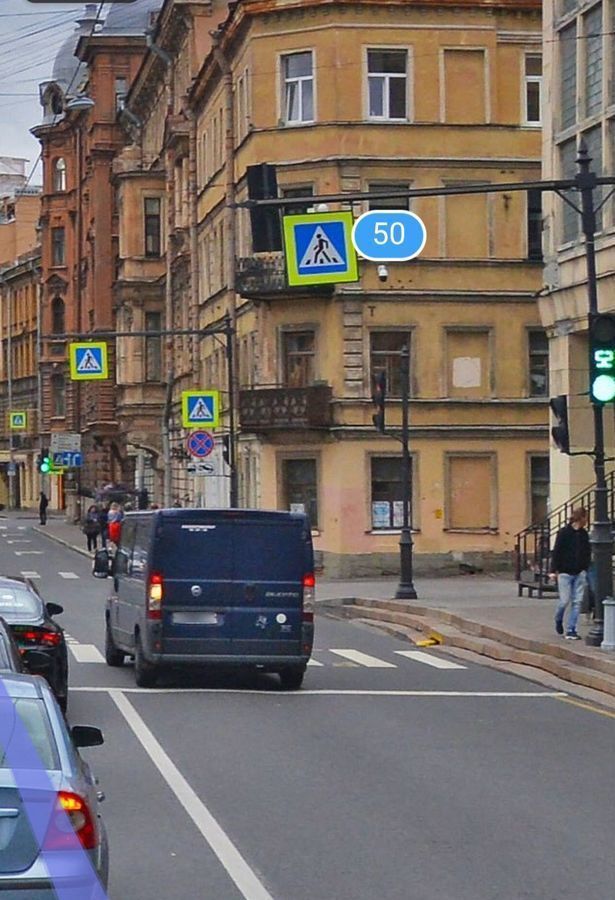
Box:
<box><xmin>377</xmin><ymin>264</ymin><xmax>388</xmax><ymax>282</ymax></box>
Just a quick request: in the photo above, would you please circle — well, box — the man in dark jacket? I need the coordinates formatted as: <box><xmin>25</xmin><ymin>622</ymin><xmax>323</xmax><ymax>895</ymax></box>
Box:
<box><xmin>550</xmin><ymin>507</ymin><xmax>591</xmax><ymax>640</ymax></box>
<box><xmin>38</xmin><ymin>491</ymin><xmax>49</xmax><ymax>526</ymax></box>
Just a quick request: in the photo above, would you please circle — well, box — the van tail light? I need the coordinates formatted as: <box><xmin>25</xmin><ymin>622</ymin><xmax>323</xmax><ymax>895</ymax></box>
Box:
<box><xmin>303</xmin><ymin>573</ymin><xmax>315</xmax><ymax>623</ymax></box>
<box><xmin>43</xmin><ymin>791</ymin><xmax>97</xmax><ymax>851</ymax></box>
<box><xmin>147</xmin><ymin>572</ymin><xmax>163</xmax><ymax>620</ymax></box>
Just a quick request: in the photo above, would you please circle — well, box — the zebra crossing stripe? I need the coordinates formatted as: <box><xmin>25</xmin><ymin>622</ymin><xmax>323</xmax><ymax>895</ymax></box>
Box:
<box><xmin>395</xmin><ymin>650</ymin><xmax>466</xmax><ymax>670</ymax></box>
<box><xmin>329</xmin><ymin>649</ymin><xmax>396</xmax><ymax>668</ymax></box>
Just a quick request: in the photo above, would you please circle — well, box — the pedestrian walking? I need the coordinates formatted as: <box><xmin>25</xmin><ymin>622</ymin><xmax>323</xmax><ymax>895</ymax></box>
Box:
<box><xmin>97</xmin><ymin>504</ymin><xmax>109</xmax><ymax>548</ymax></box>
<box><xmin>82</xmin><ymin>504</ymin><xmax>101</xmax><ymax>553</ymax></box>
<box><xmin>550</xmin><ymin>507</ymin><xmax>591</xmax><ymax>640</ymax></box>
<box><xmin>107</xmin><ymin>502</ymin><xmax>124</xmax><ymax>545</ymax></box>
<box><xmin>38</xmin><ymin>491</ymin><xmax>49</xmax><ymax>526</ymax></box>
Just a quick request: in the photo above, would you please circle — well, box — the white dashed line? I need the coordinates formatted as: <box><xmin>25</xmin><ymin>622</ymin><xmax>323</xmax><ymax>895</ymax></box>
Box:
<box><xmin>329</xmin><ymin>649</ymin><xmax>396</xmax><ymax>668</ymax></box>
<box><xmin>395</xmin><ymin>650</ymin><xmax>467</xmax><ymax>670</ymax></box>
<box><xmin>307</xmin><ymin>658</ymin><xmax>324</xmax><ymax>667</ymax></box>
<box><xmin>68</xmin><ymin>644</ymin><xmax>105</xmax><ymax>664</ymax></box>
<box><xmin>58</xmin><ymin>572</ymin><xmax>80</xmax><ymax>580</ymax></box>
<box><xmin>14</xmin><ymin>551</ymin><xmax>43</xmax><ymax>556</ymax></box>
<box><xmin>20</xmin><ymin>571</ymin><xmax>40</xmax><ymax>579</ymax></box>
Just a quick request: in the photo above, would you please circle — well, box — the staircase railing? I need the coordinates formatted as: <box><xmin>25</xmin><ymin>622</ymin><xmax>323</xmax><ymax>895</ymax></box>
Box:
<box><xmin>514</xmin><ymin>471</ymin><xmax>615</xmax><ymax>597</ymax></box>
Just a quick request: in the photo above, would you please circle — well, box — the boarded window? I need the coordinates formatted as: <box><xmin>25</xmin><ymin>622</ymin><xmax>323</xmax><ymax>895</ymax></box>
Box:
<box><xmin>530</xmin><ymin>456</ymin><xmax>550</xmax><ymax>525</ymax></box>
<box><xmin>446</xmin><ymin>455</ymin><xmax>495</xmax><ymax>530</ymax></box>
<box><xmin>443</xmin><ymin>50</ymin><xmax>486</xmax><ymax>124</ymax></box>
<box><xmin>584</xmin><ymin>4</ymin><xmax>602</xmax><ymax>118</ymax></box>
<box><xmin>559</xmin><ymin>23</ymin><xmax>577</xmax><ymax>130</ymax></box>
<box><xmin>446</xmin><ymin>330</ymin><xmax>491</xmax><ymax>398</ymax></box>
<box><xmin>445</xmin><ymin>191</ymin><xmax>488</xmax><ymax>258</ymax></box>
<box><xmin>560</xmin><ymin>139</ymin><xmax>578</xmax><ymax>242</ymax></box>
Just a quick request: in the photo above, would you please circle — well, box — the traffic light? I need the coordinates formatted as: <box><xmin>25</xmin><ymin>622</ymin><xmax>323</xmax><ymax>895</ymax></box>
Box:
<box><xmin>372</xmin><ymin>371</ymin><xmax>386</xmax><ymax>433</ymax></box>
<box><xmin>589</xmin><ymin>313</ymin><xmax>615</xmax><ymax>403</ymax></box>
<box><xmin>38</xmin><ymin>449</ymin><xmax>51</xmax><ymax>474</ymax></box>
<box><xmin>247</xmin><ymin>163</ymin><xmax>282</xmax><ymax>252</ymax></box>
<box><xmin>550</xmin><ymin>395</ymin><xmax>570</xmax><ymax>454</ymax></box>
<box><xmin>222</xmin><ymin>435</ymin><xmax>231</xmax><ymax>466</ymax></box>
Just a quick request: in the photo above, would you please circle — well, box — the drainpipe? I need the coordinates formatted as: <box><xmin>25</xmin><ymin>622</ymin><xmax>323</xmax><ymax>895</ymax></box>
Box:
<box><xmin>162</xmin><ymin>147</ymin><xmax>175</xmax><ymax>509</ymax></box>
<box><xmin>212</xmin><ymin>32</ymin><xmax>238</xmax><ymax>507</ymax></box>
<box><xmin>187</xmin><ymin>108</ymin><xmax>199</xmax><ymax>376</ymax></box>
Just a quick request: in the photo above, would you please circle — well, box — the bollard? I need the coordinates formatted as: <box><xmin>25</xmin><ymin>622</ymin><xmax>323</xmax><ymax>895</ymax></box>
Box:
<box><xmin>601</xmin><ymin>597</ymin><xmax>615</xmax><ymax>651</ymax></box>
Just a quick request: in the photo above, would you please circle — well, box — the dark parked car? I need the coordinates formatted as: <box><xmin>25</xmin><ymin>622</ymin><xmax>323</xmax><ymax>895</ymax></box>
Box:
<box><xmin>0</xmin><ymin>577</ymin><xmax>68</xmax><ymax>712</ymax></box>
<box><xmin>0</xmin><ymin>672</ymin><xmax>108</xmax><ymax>896</ymax></box>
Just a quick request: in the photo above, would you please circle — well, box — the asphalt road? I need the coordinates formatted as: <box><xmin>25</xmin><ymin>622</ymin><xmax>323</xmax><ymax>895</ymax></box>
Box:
<box><xmin>2</xmin><ymin>516</ymin><xmax>615</xmax><ymax>900</ymax></box>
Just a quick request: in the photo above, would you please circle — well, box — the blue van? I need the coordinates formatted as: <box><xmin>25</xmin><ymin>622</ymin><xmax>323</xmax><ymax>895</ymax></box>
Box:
<box><xmin>100</xmin><ymin>509</ymin><xmax>315</xmax><ymax>689</ymax></box>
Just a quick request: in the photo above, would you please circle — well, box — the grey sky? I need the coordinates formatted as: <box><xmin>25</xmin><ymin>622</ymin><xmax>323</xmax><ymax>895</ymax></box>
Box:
<box><xmin>0</xmin><ymin>1</ymin><xmax>113</xmax><ymax>179</ymax></box>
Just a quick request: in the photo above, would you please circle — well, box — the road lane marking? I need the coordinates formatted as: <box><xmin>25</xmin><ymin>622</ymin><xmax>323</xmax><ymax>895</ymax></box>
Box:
<box><xmin>554</xmin><ymin>695</ymin><xmax>615</xmax><ymax>720</ymax></box>
<box><xmin>329</xmin><ymin>649</ymin><xmax>396</xmax><ymax>668</ymax></box>
<box><xmin>109</xmin><ymin>690</ymin><xmax>275</xmax><ymax>900</ymax></box>
<box><xmin>74</xmin><ymin>687</ymin><xmax>568</xmax><ymax>697</ymax></box>
<box><xmin>20</xmin><ymin>571</ymin><xmax>40</xmax><ymax>579</ymax></box>
<box><xmin>14</xmin><ymin>551</ymin><xmax>43</xmax><ymax>556</ymax></box>
<box><xmin>6</xmin><ymin>540</ymin><xmax>31</xmax><ymax>544</ymax></box>
<box><xmin>58</xmin><ymin>572</ymin><xmax>80</xmax><ymax>579</ymax></box>
<box><xmin>306</xmin><ymin>658</ymin><xmax>323</xmax><ymax>667</ymax></box>
<box><xmin>17</xmin><ymin>526</ymin><xmax>26</xmax><ymax>531</ymax></box>
<box><xmin>395</xmin><ymin>650</ymin><xmax>466</xmax><ymax>670</ymax></box>
<box><xmin>69</xmin><ymin>644</ymin><xmax>105</xmax><ymax>664</ymax></box>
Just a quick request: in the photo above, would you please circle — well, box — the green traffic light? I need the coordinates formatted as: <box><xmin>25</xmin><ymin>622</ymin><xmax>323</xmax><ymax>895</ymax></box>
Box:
<box><xmin>592</xmin><ymin>374</ymin><xmax>615</xmax><ymax>403</ymax></box>
<box><xmin>40</xmin><ymin>457</ymin><xmax>51</xmax><ymax>474</ymax></box>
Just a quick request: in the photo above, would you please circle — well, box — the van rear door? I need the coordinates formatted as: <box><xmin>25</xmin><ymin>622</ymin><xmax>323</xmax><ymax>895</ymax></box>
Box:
<box><xmin>153</xmin><ymin>518</ymin><xmax>235</xmax><ymax>656</ymax></box>
<box><xmin>231</xmin><ymin>517</ymin><xmax>308</xmax><ymax>657</ymax></box>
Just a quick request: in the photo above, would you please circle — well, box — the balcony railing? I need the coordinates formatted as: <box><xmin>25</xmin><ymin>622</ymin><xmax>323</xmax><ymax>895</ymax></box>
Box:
<box><xmin>235</xmin><ymin>253</ymin><xmax>334</xmax><ymax>297</ymax></box>
<box><xmin>239</xmin><ymin>384</ymin><xmax>333</xmax><ymax>430</ymax></box>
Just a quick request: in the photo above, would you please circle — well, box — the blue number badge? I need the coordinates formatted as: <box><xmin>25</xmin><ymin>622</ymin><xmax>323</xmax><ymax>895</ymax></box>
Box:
<box><xmin>352</xmin><ymin>210</ymin><xmax>427</xmax><ymax>262</ymax></box>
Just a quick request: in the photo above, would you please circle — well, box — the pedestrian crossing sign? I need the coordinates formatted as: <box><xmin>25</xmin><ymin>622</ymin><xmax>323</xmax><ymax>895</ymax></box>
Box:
<box><xmin>69</xmin><ymin>342</ymin><xmax>109</xmax><ymax>381</ymax></box>
<box><xmin>181</xmin><ymin>391</ymin><xmax>220</xmax><ymax>429</ymax></box>
<box><xmin>283</xmin><ymin>211</ymin><xmax>358</xmax><ymax>287</ymax></box>
<box><xmin>9</xmin><ymin>411</ymin><xmax>27</xmax><ymax>430</ymax></box>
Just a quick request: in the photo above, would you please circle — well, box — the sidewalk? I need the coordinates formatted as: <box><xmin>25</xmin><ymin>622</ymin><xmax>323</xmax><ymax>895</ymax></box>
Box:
<box><xmin>30</xmin><ymin>516</ymin><xmax>615</xmax><ymax>699</ymax></box>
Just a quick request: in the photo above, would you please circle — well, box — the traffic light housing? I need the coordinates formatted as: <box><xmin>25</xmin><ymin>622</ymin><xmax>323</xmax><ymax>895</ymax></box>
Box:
<box><xmin>550</xmin><ymin>395</ymin><xmax>570</xmax><ymax>454</ymax></box>
<box><xmin>589</xmin><ymin>313</ymin><xmax>615</xmax><ymax>403</ymax></box>
<box><xmin>372</xmin><ymin>371</ymin><xmax>386</xmax><ymax>433</ymax></box>
<box><xmin>38</xmin><ymin>449</ymin><xmax>51</xmax><ymax>474</ymax></box>
<box><xmin>247</xmin><ymin>163</ymin><xmax>282</xmax><ymax>253</ymax></box>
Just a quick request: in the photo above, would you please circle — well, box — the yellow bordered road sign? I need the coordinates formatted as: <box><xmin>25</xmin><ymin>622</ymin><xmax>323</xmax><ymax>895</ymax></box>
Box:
<box><xmin>282</xmin><ymin>211</ymin><xmax>359</xmax><ymax>287</ymax></box>
<box><xmin>9</xmin><ymin>411</ymin><xmax>27</xmax><ymax>430</ymax></box>
<box><xmin>181</xmin><ymin>391</ymin><xmax>220</xmax><ymax>429</ymax></box>
<box><xmin>69</xmin><ymin>342</ymin><xmax>109</xmax><ymax>381</ymax></box>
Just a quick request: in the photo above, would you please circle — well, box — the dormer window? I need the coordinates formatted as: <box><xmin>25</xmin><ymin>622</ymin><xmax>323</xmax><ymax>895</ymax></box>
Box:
<box><xmin>53</xmin><ymin>158</ymin><xmax>66</xmax><ymax>192</ymax></box>
<box><xmin>45</xmin><ymin>89</ymin><xmax>63</xmax><ymax>117</ymax></box>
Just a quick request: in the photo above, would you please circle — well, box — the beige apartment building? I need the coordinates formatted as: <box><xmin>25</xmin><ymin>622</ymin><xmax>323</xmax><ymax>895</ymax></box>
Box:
<box><xmin>541</xmin><ymin>0</ymin><xmax>615</xmax><ymax>510</ymax></box>
<box><xmin>117</xmin><ymin>0</ymin><xmax>546</xmax><ymax>574</ymax></box>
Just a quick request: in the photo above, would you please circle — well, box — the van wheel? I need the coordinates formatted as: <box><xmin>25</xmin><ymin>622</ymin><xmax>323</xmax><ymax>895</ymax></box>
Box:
<box><xmin>279</xmin><ymin>668</ymin><xmax>305</xmax><ymax>691</ymax></box>
<box><xmin>134</xmin><ymin>635</ymin><xmax>157</xmax><ymax>688</ymax></box>
<box><xmin>105</xmin><ymin>621</ymin><xmax>124</xmax><ymax>668</ymax></box>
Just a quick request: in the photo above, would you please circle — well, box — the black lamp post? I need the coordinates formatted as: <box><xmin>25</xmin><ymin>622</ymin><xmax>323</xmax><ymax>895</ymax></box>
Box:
<box><xmin>395</xmin><ymin>344</ymin><xmax>417</xmax><ymax>600</ymax></box>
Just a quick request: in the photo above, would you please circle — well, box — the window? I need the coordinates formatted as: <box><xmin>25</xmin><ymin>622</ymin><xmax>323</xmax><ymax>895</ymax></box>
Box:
<box><xmin>443</xmin><ymin>49</ymin><xmax>486</xmax><ymax>124</ymax></box>
<box><xmin>559</xmin><ymin>23</ymin><xmax>577</xmax><ymax>130</ymax></box>
<box><xmin>446</xmin><ymin>454</ymin><xmax>496</xmax><ymax>531</ymax></box>
<box><xmin>281</xmin><ymin>458</ymin><xmax>318</xmax><ymax>527</ymax></box>
<box><xmin>145</xmin><ymin>312</ymin><xmax>162</xmax><ymax>382</ymax></box>
<box><xmin>51</xmin><ymin>373</ymin><xmax>65</xmax><ymax>417</ymax></box>
<box><xmin>115</xmin><ymin>77</ymin><xmax>128</xmax><ymax>113</ymax></box>
<box><xmin>527</xmin><ymin>189</ymin><xmax>543</xmax><ymax>260</ymax></box>
<box><xmin>53</xmin><ymin>158</ymin><xmax>66</xmax><ymax>192</ymax></box>
<box><xmin>282</xmin><ymin>330</ymin><xmax>315</xmax><ymax>387</ymax></box>
<box><xmin>524</xmin><ymin>55</ymin><xmax>542</xmax><ymax>125</ymax></box>
<box><xmin>51</xmin><ymin>227</ymin><xmax>65</xmax><ymax>266</ymax></box>
<box><xmin>367</xmin><ymin>182</ymin><xmax>410</xmax><ymax>211</ymax></box>
<box><xmin>560</xmin><ymin>0</ymin><xmax>577</xmax><ymax>15</ymax></box>
<box><xmin>280</xmin><ymin>185</ymin><xmax>314</xmax><ymax>216</ymax></box>
<box><xmin>144</xmin><ymin>197</ymin><xmax>161</xmax><ymax>257</ymax></box>
<box><xmin>371</xmin><ymin>456</ymin><xmax>414</xmax><ymax>530</ymax></box>
<box><xmin>236</xmin><ymin>68</ymin><xmax>250</xmax><ymax>141</ymax></box>
<box><xmin>281</xmin><ymin>51</ymin><xmax>314</xmax><ymax>124</ymax></box>
<box><xmin>528</xmin><ymin>330</ymin><xmax>549</xmax><ymax>396</ymax></box>
<box><xmin>584</xmin><ymin>125</ymin><xmax>603</xmax><ymax>230</ymax></box>
<box><xmin>529</xmin><ymin>456</ymin><xmax>550</xmax><ymax>525</ymax></box>
<box><xmin>560</xmin><ymin>139</ymin><xmax>578</xmax><ymax>241</ymax></box>
<box><xmin>367</xmin><ymin>49</ymin><xmax>408</xmax><ymax>120</ymax></box>
<box><xmin>370</xmin><ymin>331</ymin><xmax>411</xmax><ymax>398</ymax></box>
<box><xmin>446</xmin><ymin>329</ymin><xmax>491</xmax><ymax>399</ymax></box>
<box><xmin>51</xmin><ymin>296</ymin><xmax>65</xmax><ymax>335</ymax></box>
<box><xmin>584</xmin><ymin>4</ymin><xmax>602</xmax><ymax>118</ymax></box>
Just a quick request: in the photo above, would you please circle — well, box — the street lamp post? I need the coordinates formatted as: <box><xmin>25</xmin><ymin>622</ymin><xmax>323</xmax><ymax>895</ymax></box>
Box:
<box><xmin>395</xmin><ymin>344</ymin><xmax>417</xmax><ymax>600</ymax></box>
<box><xmin>576</xmin><ymin>142</ymin><xmax>613</xmax><ymax>646</ymax></box>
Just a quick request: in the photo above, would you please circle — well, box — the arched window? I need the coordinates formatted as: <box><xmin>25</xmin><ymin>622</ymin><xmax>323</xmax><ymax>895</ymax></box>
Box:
<box><xmin>53</xmin><ymin>158</ymin><xmax>66</xmax><ymax>192</ymax></box>
<box><xmin>51</xmin><ymin>297</ymin><xmax>65</xmax><ymax>334</ymax></box>
<box><xmin>51</xmin><ymin>374</ymin><xmax>65</xmax><ymax>418</ymax></box>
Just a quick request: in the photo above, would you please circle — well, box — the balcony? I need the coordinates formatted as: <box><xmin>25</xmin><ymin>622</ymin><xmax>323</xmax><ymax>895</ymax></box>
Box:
<box><xmin>239</xmin><ymin>384</ymin><xmax>333</xmax><ymax>430</ymax></box>
<box><xmin>235</xmin><ymin>253</ymin><xmax>334</xmax><ymax>299</ymax></box>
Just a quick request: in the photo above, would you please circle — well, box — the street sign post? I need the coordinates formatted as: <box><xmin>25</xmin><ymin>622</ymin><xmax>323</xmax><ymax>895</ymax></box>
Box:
<box><xmin>50</xmin><ymin>433</ymin><xmax>81</xmax><ymax>453</ymax></box>
<box><xmin>187</xmin><ymin>460</ymin><xmax>216</xmax><ymax>476</ymax></box>
<box><xmin>69</xmin><ymin>342</ymin><xmax>109</xmax><ymax>381</ymax></box>
<box><xmin>186</xmin><ymin>430</ymin><xmax>215</xmax><ymax>458</ymax></box>
<box><xmin>181</xmin><ymin>391</ymin><xmax>220</xmax><ymax>429</ymax></box>
<box><xmin>9</xmin><ymin>412</ymin><xmax>27</xmax><ymax>430</ymax></box>
<box><xmin>282</xmin><ymin>211</ymin><xmax>358</xmax><ymax>286</ymax></box>
<box><xmin>52</xmin><ymin>451</ymin><xmax>82</xmax><ymax>468</ymax></box>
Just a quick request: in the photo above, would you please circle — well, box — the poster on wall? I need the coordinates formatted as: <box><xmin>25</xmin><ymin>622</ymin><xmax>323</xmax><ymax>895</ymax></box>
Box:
<box><xmin>371</xmin><ymin>502</ymin><xmax>390</xmax><ymax>529</ymax></box>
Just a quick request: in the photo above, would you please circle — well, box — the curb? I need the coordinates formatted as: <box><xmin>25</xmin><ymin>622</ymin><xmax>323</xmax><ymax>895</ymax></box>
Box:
<box><xmin>32</xmin><ymin>526</ymin><xmax>92</xmax><ymax>560</ymax></box>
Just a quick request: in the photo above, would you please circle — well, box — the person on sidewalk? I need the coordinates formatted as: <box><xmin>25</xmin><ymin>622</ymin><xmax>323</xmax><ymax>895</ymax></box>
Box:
<box><xmin>97</xmin><ymin>505</ymin><xmax>109</xmax><ymax>548</ymax></box>
<box><xmin>38</xmin><ymin>492</ymin><xmax>48</xmax><ymax>526</ymax></box>
<box><xmin>550</xmin><ymin>507</ymin><xmax>591</xmax><ymax>640</ymax></box>
<box><xmin>82</xmin><ymin>504</ymin><xmax>101</xmax><ymax>553</ymax></box>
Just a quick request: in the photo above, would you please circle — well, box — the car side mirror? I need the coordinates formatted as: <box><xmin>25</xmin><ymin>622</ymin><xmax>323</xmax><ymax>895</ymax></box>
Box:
<box><xmin>22</xmin><ymin>649</ymin><xmax>52</xmax><ymax>672</ymax></box>
<box><xmin>71</xmin><ymin>725</ymin><xmax>104</xmax><ymax>748</ymax></box>
<box><xmin>92</xmin><ymin>549</ymin><xmax>110</xmax><ymax>579</ymax></box>
<box><xmin>46</xmin><ymin>602</ymin><xmax>64</xmax><ymax>616</ymax></box>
